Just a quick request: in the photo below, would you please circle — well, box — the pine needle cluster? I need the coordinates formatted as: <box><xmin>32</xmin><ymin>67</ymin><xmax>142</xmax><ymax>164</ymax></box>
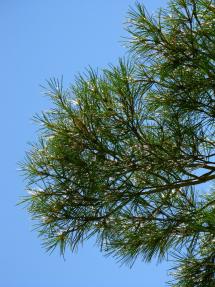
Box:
<box><xmin>21</xmin><ymin>1</ymin><xmax>215</xmax><ymax>285</ymax></box>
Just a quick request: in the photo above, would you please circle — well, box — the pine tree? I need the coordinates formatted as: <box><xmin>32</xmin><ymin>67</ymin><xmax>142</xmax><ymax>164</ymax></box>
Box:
<box><xmin>21</xmin><ymin>0</ymin><xmax>215</xmax><ymax>285</ymax></box>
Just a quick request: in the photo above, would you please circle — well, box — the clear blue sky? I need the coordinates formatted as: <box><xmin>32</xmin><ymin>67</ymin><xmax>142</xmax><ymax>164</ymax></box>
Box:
<box><xmin>1</xmin><ymin>1</ymin><xmax>171</xmax><ymax>286</ymax></box>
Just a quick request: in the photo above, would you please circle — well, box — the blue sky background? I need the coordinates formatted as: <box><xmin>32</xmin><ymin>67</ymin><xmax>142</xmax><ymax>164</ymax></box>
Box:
<box><xmin>1</xmin><ymin>1</ymin><xmax>172</xmax><ymax>286</ymax></box>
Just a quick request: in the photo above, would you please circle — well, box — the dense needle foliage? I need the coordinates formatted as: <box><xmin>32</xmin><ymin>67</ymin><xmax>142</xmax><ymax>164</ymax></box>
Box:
<box><xmin>21</xmin><ymin>0</ymin><xmax>215</xmax><ymax>285</ymax></box>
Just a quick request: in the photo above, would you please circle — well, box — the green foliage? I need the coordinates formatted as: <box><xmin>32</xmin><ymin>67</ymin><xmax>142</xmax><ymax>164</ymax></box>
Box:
<box><xmin>21</xmin><ymin>0</ymin><xmax>215</xmax><ymax>285</ymax></box>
